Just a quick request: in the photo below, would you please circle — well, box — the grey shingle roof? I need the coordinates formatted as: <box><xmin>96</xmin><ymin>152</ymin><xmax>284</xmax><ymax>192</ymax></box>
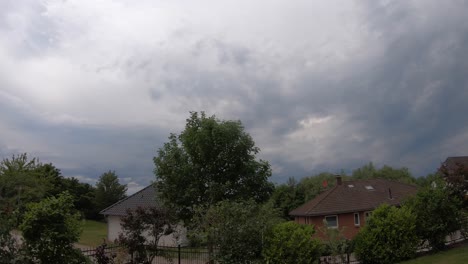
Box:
<box><xmin>290</xmin><ymin>178</ymin><xmax>418</xmax><ymax>217</ymax></box>
<box><xmin>100</xmin><ymin>184</ymin><xmax>160</xmax><ymax>216</ymax></box>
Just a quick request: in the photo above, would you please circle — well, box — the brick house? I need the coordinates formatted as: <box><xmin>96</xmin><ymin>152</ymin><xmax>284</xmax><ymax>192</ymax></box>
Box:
<box><xmin>289</xmin><ymin>177</ymin><xmax>418</xmax><ymax>239</ymax></box>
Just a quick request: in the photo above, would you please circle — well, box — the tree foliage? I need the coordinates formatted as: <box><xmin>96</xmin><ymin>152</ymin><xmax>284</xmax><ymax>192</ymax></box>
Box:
<box><xmin>0</xmin><ymin>154</ymin><xmax>51</xmax><ymax>214</ymax></box>
<box><xmin>263</xmin><ymin>221</ymin><xmax>322</xmax><ymax>264</ymax></box>
<box><xmin>0</xmin><ymin>213</ymin><xmax>22</xmax><ymax>264</ymax></box>
<box><xmin>406</xmin><ymin>176</ymin><xmax>464</xmax><ymax>251</ymax></box>
<box><xmin>20</xmin><ymin>192</ymin><xmax>88</xmax><ymax>264</ymax></box>
<box><xmin>95</xmin><ymin>170</ymin><xmax>127</xmax><ymax>212</ymax></box>
<box><xmin>352</xmin><ymin>162</ymin><xmax>415</xmax><ymax>184</ymax></box>
<box><xmin>118</xmin><ymin>206</ymin><xmax>176</xmax><ymax>264</ymax></box>
<box><xmin>439</xmin><ymin>161</ymin><xmax>468</xmax><ymax>209</ymax></box>
<box><xmin>61</xmin><ymin>177</ymin><xmax>98</xmax><ymax>219</ymax></box>
<box><xmin>354</xmin><ymin>204</ymin><xmax>419</xmax><ymax>264</ymax></box>
<box><xmin>269</xmin><ymin>177</ymin><xmax>306</xmax><ymax>220</ymax></box>
<box><xmin>154</xmin><ymin>112</ymin><xmax>273</xmax><ymax>223</ymax></box>
<box><xmin>190</xmin><ymin>200</ymin><xmax>282</xmax><ymax>264</ymax></box>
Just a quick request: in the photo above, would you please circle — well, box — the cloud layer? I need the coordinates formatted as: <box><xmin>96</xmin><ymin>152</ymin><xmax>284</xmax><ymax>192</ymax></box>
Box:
<box><xmin>1</xmin><ymin>0</ymin><xmax>468</xmax><ymax>191</ymax></box>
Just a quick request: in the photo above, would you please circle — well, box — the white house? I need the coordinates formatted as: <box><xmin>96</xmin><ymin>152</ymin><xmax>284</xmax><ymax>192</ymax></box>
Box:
<box><xmin>100</xmin><ymin>184</ymin><xmax>187</xmax><ymax>246</ymax></box>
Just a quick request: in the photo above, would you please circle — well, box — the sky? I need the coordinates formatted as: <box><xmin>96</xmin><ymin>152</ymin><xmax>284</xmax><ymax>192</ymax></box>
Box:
<box><xmin>1</xmin><ymin>0</ymin><xmax>468</xmax><ymax>194</ymax></box>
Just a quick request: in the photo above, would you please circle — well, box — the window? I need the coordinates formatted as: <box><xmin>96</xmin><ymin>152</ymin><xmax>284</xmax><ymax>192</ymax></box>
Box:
<box><xmin>354</xmin><ymin>213</ymin><xmax>360</xmax><ymax>226</ymax></box>
<box><xmin>325</xmin><ymin>215</ymin><xmax>338</xmax><ymax>228</ymax></box>
<box><xmin>365</xmin><ymin>211</ymin><xmax>373</xmax><ymax>221</ymax></box>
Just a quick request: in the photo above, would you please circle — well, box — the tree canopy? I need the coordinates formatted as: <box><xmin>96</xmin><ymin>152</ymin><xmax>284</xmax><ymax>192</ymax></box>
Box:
<box><xmin>95</xmin><ymin>170</ymin><xmax>127</xmax><ymax>212</ymax></box>
<box><xmin>0</xmin><ymin>154</ymin><xmax>52</xmax><ymax>214</ymax></box>
<box><xmin>154</xmin><ymin>112</ymin><xmax>273</xmax><ymax>223</ymax></box>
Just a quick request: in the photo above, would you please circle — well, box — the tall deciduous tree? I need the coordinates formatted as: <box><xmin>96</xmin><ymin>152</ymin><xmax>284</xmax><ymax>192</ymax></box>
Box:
<box><xmin>154</xmin><ymin>112</ymin><xmax>273</xmax><ymax>223</ymax></box>
<box><xmin>406</xmin><ymin>176</ymin><xmax>464</xmax><ymax>251</ymax></box>
<box><xmin>0</xmin><ymin>153</ymin><xmax>51</xmax><ymax>215</ymax></box>
<box><xmin>95</xmin><ymin>170</ymin><xmax>127</xmax><ymax>212</ymax></box>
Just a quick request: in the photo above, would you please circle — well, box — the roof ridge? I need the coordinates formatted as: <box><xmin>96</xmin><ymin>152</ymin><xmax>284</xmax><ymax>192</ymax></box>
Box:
<box><xmin>99</xmin><ymin>184</ymin><xmax>155</xmax><ymax>214</ymax></box>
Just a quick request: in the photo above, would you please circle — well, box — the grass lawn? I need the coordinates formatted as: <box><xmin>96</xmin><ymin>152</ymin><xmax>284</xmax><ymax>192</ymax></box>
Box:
<box><xmin>400</xmin><ymin>243</ymin><xmax>468</xmax><ymax>264</ymax></box>
<box><xmin>78</xmin><ymin>220</ymin><xmax>107</xmax><ymax>247</ymax></box>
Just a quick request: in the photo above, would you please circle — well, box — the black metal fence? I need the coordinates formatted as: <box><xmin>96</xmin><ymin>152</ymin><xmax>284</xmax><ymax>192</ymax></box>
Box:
<box><xmin>81</xmin><ymin>245</ymin><xmax>211</xmax><ymax>264</ymax></box>
<box><xmin>81</xmin><ymin>235</ymin><xmax>466</xmax><ymax>264</ymax></box>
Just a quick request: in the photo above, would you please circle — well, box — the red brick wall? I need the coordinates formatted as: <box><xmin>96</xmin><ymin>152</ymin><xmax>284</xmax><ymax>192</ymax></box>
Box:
<box><xmin>295</xmin><ymin>211</ymin><xmax>370</xmax><ymax>240</ymax></box>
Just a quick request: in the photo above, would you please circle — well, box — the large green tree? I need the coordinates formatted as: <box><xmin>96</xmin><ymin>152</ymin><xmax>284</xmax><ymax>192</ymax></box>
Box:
<box><xmin>406</xmin><ymin>176</ymin><xmax>464</xmax><ymax>251</ymax></box>
<box><xmin>95</xmin><ymin>170</ymin><xmax>127</xmax><ymax>212</ymax></box>
<box><xmin>0</xmin><ymin>154</ymin><xmax>51</xmax><ymax>215</ymax></box>
<box><xmin>154</xmin><ymin>112</ymin><xmax>273</xmax><ymax>223</ymax></box>
<box><xmin>269</xmin><ymin>177</ymin><xmax>306</xmax><ymax>220</ymax></box>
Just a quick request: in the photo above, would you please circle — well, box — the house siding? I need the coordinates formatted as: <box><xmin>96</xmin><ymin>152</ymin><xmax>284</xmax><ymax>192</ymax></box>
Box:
<box><xmin>107</xmin><ymin>215</ymin><xmax>122</xmax><ymax>242</ymax></box>
<box><xmin>106</xmin><ymin>215</ymin><xmax>188</xmax><ymax>246</ymax></box>
<box><xmin>295</xmin><ymin>211</ymin><xmax>367</xmax><ymax>239</ymax></box>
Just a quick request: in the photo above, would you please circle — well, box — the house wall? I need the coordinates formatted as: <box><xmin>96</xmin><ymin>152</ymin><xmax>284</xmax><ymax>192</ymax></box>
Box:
<box><xmin>106</xmin><ymin>215</ymin><xmax>188</xmax><ymax>246</ymax></box>
<box><xmin>107</xmin><ymin>215</ymin><xmax>122</xmax><ymax>242</ymax></box>
<box><xmin>295</xmin><ymin>211</ymin><xmax>370</xmax><ymax>240</ymax></box>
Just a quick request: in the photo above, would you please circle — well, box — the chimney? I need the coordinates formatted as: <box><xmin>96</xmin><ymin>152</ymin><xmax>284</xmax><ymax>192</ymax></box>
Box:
<box><xmin>335</xmin><ymin>175</ymin><xmax>342</xmax><ymax>186</ymax></box>
<box><xmin>388</xmin><ymin>188</ymin><xmax>393</xmax><ymax>199</ymax></box>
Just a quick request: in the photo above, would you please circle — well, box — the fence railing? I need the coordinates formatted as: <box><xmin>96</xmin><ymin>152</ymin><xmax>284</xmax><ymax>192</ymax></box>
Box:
<box><xmin>81</xmin><ymin>235</ymin><xmax>467</xmax><ymax>264</ymax></box>
<box><xmin>81</xmin><ymin>244</ymin><xmax>212</xmax><ymax>264</ymax></box>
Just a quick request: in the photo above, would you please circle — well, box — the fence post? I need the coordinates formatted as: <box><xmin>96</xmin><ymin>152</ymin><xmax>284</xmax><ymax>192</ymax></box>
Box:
<box><xmin>178</xmin><ymin>244</ymin><xmax>181</xmax><ymax>264</ymax></box>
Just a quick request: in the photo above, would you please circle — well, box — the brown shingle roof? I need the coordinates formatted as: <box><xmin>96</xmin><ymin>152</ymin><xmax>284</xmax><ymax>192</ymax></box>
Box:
<box><xmin>290</xmin><ymin>178</ymin><xmax>417</xmax><ymax>216</ymax></box>
<box><xmin>100</xmin><ymin>184</ymin><xmax>160</xmax><ymax>216</ymax></box>
<box><xmin>442</xmin><ymin>156</ymin><xmax>468</xmax><ymax>172</ymax></box>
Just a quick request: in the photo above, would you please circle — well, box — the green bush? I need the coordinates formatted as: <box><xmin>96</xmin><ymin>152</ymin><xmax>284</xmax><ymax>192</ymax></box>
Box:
<box><xmin>190</xmin><ymin>200</ymin><xmax>282</xmax><ymax>264</ymax></box>
<box><xmin>20</xmin><ymin>192</ymin><xmax>89</xmax><ymax>264</ymax></box>
<box><xmin>354</xmin><ymin>204</ymin><xmax>419</xmax><ymax>264</ymax></box>
<box><xmin>263</xmin><ymin>221</ymin><xmax>322</xmax><ymax>264</ymax></box>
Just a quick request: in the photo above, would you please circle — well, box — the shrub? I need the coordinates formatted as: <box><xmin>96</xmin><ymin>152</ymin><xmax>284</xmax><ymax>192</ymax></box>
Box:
<box><xmin>263</xmin><ymin>221</ymin><xmax>322</xmax><ymax>264</ymax></box>
<box><xmin>354</xmin><ymin>204</ymin><xmax>418</xmax><ymax>264</ymax></box>
<box><xmin>20</xmin><ymin>192</ymin><xmax>89</xmax><ymax>264</ymax></box>
<box><xmin>190</xmin><ymin>200</ymin><xmax>282</xmax><ymax>264</ymax></box>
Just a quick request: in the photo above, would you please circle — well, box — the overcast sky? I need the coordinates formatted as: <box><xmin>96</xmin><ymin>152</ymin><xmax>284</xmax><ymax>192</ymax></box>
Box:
<box><xmin>1</xmin><ymin>0</ymin><xmax>468</xmax><ymax>194</ymax></box>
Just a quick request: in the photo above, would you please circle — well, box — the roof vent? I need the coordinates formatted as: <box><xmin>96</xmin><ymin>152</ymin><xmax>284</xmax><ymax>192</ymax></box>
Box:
<box><xmin>365</xmin><ymin>185</ymin><xmax>374</xmax><ymax>190</ymax></box>
<box><xmin>348</xmin><ymin>184</ymin><xmax>354</xmax><ymax>188</ymax></box>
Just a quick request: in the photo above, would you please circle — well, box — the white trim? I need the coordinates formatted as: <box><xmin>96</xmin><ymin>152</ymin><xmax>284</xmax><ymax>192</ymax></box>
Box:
<box><xmin>325</xmin><ymin>215</ymin><xmax>338</xmax><ymax>228</ymax></box>
<box><xmin>354</xmin><ymin>213</ymin><xmax>360</xmax><ymax>226</ymax></box>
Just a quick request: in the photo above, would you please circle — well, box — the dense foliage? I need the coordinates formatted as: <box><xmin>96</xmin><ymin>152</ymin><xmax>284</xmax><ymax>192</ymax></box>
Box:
<box><xmin>354</xmin><ymin>204</ymin><xmax>419</xmax><ymax>264</ymax></box>
<box><xmin>95</xmin><ymin>170</ymin><xmax>127</xmax><ymax>213</ymax></box>
<box><xmin>0</xmin><ymin>154</ymin><xmax>52</xmax><ymax>215</ymax></box>
<box><xmin>263</xmin><ymin>221</ymin><xmax>322</xmax><ymax>264</ymax></box>
<box><xmin>20</xmin><ymin>192</ymin><xmax>88</xmax><ymax>264</ymax></box>
<box><xmin>118</xmin><ymin>206</ymin><xmax>176</xmax><ymax>264</ymax></box>
<box><xmin>154</xmin><ymin>112</ymin><xmax>274</xmax><ymax>223</ymax></box>
<box><xmin>406</xmin><ymin>176</ymin><xmax>464</xmax><ymax>251</ymax></box>
<box><xmin>439</xmin><ymin>161</ymin><xmax>468</xmax><ymax>209</ymax></box>
<box><xmin>0</xmin><ymin>213</ymin><xmax>23</xmax><ymax>264</ymax></box>
<box><xmin>190</xmin><ymin>200</ymin><xmax>282</xmax><ymax>264</ymax></box>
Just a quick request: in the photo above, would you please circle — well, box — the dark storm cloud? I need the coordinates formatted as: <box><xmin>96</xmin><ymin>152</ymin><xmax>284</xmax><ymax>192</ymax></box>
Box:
<box><xmin>2</xmin><ymin>0</ymin><xmax>468</xmax><ymax>188</ymax></box>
